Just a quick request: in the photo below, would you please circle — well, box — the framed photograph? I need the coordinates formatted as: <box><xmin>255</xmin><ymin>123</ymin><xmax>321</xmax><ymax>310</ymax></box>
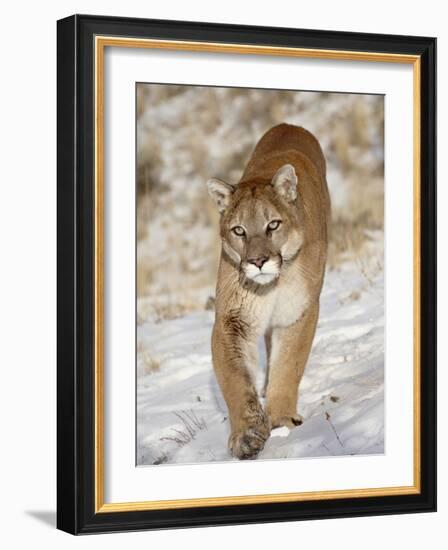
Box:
<box><xmin>57</xmin><ymin>14</ymin><xmax>436</xmax><ymax>534</ymax></box>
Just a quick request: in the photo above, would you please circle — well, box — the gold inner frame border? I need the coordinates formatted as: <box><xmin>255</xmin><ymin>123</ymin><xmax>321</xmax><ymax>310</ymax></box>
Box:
<box><xmin>94</xmin><ymin>36</ymin><xmax>421</xmax><ymax>513</ymax></box>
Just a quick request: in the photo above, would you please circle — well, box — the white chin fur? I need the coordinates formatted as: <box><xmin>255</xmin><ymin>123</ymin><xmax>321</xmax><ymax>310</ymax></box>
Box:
<box><xmin>244</xmin><ymin>260</ymin><xmax>279</xmax><ymax>285</ymax></box>
<box><xmin>248</xmin><ymin>272</ymin><xmax>278</xmax><ymax>285</ymax></box>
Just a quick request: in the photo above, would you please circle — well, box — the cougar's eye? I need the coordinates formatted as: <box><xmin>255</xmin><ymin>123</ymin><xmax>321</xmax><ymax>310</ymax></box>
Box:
<box><xmin>267</xmin><ymin>220</ymin><xmax>282</xmax><ymax>231</ymax></box>
<box><xmin>232</xmin><ymin>226</ymin><xmax>245</xmax><ymax>237</ymax></box>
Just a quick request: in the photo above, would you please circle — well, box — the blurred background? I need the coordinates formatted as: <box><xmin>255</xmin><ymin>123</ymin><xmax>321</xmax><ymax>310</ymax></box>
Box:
<box><xmin>136</xmin><ymin>84</ymin><xmax>384</xmax><ymax>323</ymax></box>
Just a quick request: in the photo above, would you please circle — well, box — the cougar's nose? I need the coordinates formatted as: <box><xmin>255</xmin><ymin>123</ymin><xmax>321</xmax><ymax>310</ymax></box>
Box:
<box><xmin>248</xmin><ymin>255</ymin><xmax>269</xmax><ymax>269</ymax></box>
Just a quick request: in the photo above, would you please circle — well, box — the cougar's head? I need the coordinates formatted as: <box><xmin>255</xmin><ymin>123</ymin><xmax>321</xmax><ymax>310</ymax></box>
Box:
<box><xmin>207</xmin><ymin>164</ymin><xmax>304</xmax><ymax>285</ymax></box>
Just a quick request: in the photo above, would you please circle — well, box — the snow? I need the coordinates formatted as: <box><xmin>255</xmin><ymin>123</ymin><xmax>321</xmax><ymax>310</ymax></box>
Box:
<box><xmin>136</xmin><ymin>247</ymin><xmax>384</xmax><ymax>466</ymax></box>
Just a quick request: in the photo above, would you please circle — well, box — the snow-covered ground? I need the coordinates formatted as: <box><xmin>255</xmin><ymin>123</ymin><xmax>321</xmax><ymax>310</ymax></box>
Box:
<box><xmin>137</xmin><ymin>241</ymin><xmax>384</xmax><ymax>466</ymax></box>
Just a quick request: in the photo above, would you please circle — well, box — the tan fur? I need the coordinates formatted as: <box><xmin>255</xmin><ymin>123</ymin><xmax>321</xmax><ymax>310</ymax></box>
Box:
<box><xmin>207</xmin><ymin>123</ymin><xmax>330</xmax><ymax>459</ymax></box>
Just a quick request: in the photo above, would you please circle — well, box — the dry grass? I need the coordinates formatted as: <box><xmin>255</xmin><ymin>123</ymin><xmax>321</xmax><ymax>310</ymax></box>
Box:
<box><xmin>137</xmin><ymin>339</ymin><xmax>161</xmax><ymax>373</ymax></box>
<box><xmin>160</xmin><ymin>410</ymin><xmax>207</xmax><ymax>447</ymax></box>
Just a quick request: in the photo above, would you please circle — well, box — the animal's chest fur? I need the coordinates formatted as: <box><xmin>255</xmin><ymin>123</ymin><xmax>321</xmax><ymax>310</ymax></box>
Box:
<box><xmin>248</xmin><ymin>269</ymin><xmax>310</xmax><ymax>335</ymax></box>
<box><xmin>270</xmin><ymin>272</ymin><xmax>310</xmax><ymax>328</ymax></box>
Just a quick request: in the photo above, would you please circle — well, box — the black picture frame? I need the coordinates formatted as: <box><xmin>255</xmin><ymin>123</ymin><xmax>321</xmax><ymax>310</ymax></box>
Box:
<box><xmin>57</xmin><ymin>14</ymin><xmax>436</xmax><ymax>534</ymax></box>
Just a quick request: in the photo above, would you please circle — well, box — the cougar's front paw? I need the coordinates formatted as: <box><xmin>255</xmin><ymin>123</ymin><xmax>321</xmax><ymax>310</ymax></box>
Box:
<box><xmin>229</xmin><ymin>419</ymin><xmax>270</xmax><ymax>460</ymax></box>
<box><xmin>269</xmin><ymin>413</ymin><xmax>304</xmax><ymax>429</ymax></box>
<box><xmin>228</xmin><ymin>397</ymin><xmax>271</xmax><ymax>459</ymax></box>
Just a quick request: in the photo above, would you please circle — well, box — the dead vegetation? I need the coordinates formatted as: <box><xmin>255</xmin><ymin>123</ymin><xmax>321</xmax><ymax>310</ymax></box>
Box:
<box><xmin>160</xmin><ymin>410</ymin><xmax>207</xmax><ymax>447</ymax></box>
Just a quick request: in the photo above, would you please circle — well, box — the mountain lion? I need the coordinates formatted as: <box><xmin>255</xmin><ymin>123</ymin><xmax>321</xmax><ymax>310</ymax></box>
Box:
<box><xmin>207</xmin><ymin>123</ymin><xmax>330</xmax><ymax>459</ymax></box>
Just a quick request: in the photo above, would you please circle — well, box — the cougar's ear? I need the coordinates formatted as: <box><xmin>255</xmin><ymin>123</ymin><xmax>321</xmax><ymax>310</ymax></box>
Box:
<box><xmin>207</xmin><ymin>178</ymin><xmax>235</xmax><ymax>213</ymax></box>
<box><xmin>271</xmin><ymin>164</ymin><xmax>297</xmax><ymax>202</ymax></box>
